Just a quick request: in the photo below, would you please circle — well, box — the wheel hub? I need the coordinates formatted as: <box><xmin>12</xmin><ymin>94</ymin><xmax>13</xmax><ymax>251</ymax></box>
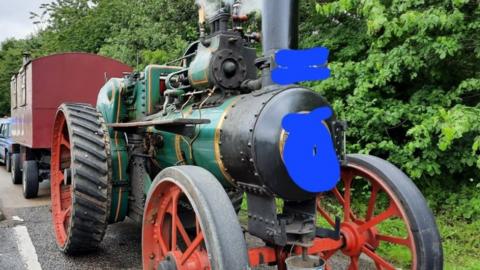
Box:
<box><xmin>340</xmin><ymin>222</ymin><xmax>379</xmax><ymax>256</ymax></box>
<box><xmin>157</xmin><ymin>254</ymin><xmax>177</xmax><ymax>270</ymax></box>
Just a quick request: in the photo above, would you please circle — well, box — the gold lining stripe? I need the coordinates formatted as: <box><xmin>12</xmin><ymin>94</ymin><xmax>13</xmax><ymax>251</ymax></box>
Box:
<box><xmin>191</xmin><ymin>69</ymin><xmax>209</xmax><ymax>84</ymax></box>
<box><xmin>214</xmin><ymin>97</ymin><xmax>240</xmax><ymax>185</ymax></box>
<box><xmin>174</xmin><ymin>135</ymin><xmax>183</xmax><ymax>162</ymax></box>
<box><xmin>148</xmin><ymin>68</ymin><xmax>152</xmax><ymax>114</ymax></box>
<box><xmin>113</xmin><ymin>80</ymin><xmax>124</xmax><ymax>222</ymax></box>
<box><xmin>279</xmin><ymin>130</ymin><xmax>288</xmax><ymax>161</ymax></box>
<box><xmin>114</xmin><ymin>187</ymin><xmax>123</xmax><ymax>222</ymax></box>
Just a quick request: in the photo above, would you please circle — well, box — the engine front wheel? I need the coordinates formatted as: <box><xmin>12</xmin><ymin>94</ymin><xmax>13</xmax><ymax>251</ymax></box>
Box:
<box><xmin>142</xmin><ymin>166</ymin><xmax>249</xmax><ymax>270</ymax></box>
<box><xmin>50</xmin><ymin>103</ymin><xmax>112</xmax><ymax>254</ymax></box>
<box><xmin>317</xmin><ymin>154</ymin><xmax>443</xmax><ymax>270</ymax></box>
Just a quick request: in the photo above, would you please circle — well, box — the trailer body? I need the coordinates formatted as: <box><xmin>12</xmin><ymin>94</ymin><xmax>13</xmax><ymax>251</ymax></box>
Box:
<box><xmin>11</xmin><ymin>53</ymin><xmax>132</xmax><ymax>149</ymax></box>
<box><xmin>9</xmin><ymin>53</ymin><xmax>132</xmax><ymax>198</ymax></box>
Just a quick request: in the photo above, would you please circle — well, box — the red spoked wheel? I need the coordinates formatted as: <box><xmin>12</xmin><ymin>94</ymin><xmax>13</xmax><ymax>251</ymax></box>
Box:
<box><xmin>317</xmin><ymin>154</ymin><xmax>442</xmax><ymax>270</ymax></box>
<box><xmin>51</xmin><ymin>103</ymin><xmax>112</xmax><ymax>254</ymax></box>
<box><xmin>143</xmin><ymin>166</ymin><xmax>249</xmax><ymax>270</ymax></box>
<box><xmin>51</xmin><ymin>111</ymin><xmax>72</xmax><ymax>247</ymax></box>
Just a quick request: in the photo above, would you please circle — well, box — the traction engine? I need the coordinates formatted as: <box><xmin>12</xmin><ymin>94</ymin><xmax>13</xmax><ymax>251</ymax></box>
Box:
<box><xmin>50</xmin><ymin>0</ymin><xmax>443</xmax><ymax>269</ymax></box>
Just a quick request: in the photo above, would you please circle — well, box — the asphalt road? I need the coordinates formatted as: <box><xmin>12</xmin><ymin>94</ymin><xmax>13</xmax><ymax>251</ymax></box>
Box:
<box><xmin>0</xmin><ymin>165</ymin><xmax>369</xmax><ymax>270</ymax></box>
<box><xmin>0</xmin><ymin>166</ymin><xmax>142</xmax><ymax>270</ymax></box>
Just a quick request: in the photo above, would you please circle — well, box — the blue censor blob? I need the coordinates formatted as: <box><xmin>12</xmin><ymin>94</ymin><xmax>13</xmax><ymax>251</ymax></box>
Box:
<box><xmin>282</xmin><ymin>107</ymin><xmax>340</xmax><ymax>192</ymax></box>
<box><xmin>272</xmin><ymin>47</ymin><xmax>331</xmax><ymax>85</ymax></box>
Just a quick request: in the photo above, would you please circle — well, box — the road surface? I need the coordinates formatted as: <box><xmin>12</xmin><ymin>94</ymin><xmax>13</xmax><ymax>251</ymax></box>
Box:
<box><xmin>0</xmin><ymin>166</ymin><xmax>142</xmax><ymax>270</ymax></box>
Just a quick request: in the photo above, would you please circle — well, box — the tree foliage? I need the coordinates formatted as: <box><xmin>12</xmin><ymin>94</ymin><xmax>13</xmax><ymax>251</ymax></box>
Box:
<box><xmin>301</xmin><ymin>0</ymin><xmax>480</xmax><ymax>191</ymax></box>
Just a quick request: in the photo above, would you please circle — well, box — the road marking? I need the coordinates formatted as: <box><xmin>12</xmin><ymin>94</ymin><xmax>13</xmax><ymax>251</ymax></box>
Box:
<box><xmin>13</xmin><ymin>225</ymin><xmax>42</xmax><ymax>270</ymax></box>
<box><xmin>12</xmin><ymin>215</ymin><xmax>24</xmax><ymax>221</ymax></box>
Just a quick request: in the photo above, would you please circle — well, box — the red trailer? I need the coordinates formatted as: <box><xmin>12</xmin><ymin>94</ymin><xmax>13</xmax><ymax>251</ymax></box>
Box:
<box><xmin>10</xmin><ymin>53</ymin><xmax>132</xmax><ymax>198</ymax></box>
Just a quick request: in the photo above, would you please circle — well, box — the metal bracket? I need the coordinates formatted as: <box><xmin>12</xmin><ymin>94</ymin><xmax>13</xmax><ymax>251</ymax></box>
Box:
<box><xmin>315</xmin><ymin>216</ymin><xmax>341</xmax><ymax>240</ymax></box>
<box><xmin>237</xmin><ymin>182</ymin><xmax>272</xmax><ymax>196</ymax></box>
<box><xmin>246</xmin><ymin>193</ymin><xmax>318</xmax><ymax>247</ymax></box>
<box><xmin>246</xmin><ymin>193</ymin><xmax>287</xmax><ymax>246</ymax></box>
<box><xmin>332</xmin><ymin>120</ymin><xmax>347</xmax><ymax>162</ymax></box>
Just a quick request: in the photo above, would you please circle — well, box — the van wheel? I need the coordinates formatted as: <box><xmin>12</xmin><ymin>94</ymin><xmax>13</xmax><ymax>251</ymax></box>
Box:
<box><xmin>6</xmin><ymin>152</ymin><xmax>11</xmax><ymax>172</ymax></box>
<box><xmin>11</xmin><ymin>153</ymin><xmax>22</xmax><ymax>184</ymax></box>
<box><xmin>23</xmin><ymin>161</ymin><xmax>39</xmax><ymax>199</ymax></box>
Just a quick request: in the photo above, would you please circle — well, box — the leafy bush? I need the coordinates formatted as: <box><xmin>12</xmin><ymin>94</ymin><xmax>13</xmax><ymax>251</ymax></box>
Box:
<box><xmin>300</xmin><ymin>0</ymin><xmax>480</xmax><ymax>190</ymax></box>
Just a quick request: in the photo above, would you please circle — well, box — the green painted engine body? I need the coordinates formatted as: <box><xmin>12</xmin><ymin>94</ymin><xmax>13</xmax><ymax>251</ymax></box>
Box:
<box><xmin>96</xmin><ymin>63</ymin><xmax>236</xmax><ymax>223</ymax></box>
<box><xmin>94</xmin><ymin>25</ymin><xmax>335</xmax><ymax>222</ymax></box>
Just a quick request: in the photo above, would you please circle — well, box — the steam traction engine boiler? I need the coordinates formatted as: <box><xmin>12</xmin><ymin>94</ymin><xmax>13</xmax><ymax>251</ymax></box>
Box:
<box><xmin>50</xmin><ymin>1</ymin><xmax>443</xmax><ymax>269</ymax></box>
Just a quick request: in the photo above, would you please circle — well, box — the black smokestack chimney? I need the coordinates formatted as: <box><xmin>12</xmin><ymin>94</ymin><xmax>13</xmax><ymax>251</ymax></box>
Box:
<box><xmin>258</xmin><ymin>0</ymin><xmax>299</xmax><ymax>87</ymax></box>
<box><xmin>261</xmin><ymin>0</ymin><xmax>299</xmax><ymax>57</ymax></box>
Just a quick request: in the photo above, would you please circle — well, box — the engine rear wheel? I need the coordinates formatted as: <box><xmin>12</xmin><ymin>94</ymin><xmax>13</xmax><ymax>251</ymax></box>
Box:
<box><xmin>317</xmin><ymin>154</ymin><xmax>443</xmax><ymax>270</ymax></box>
<box><xmin>142</xmin><ymin>166</ymin><xmax>249</xmax><ymax>270</ymax></box>
<box><xmin>51</xmin><ymin>103</ymin><xmax>112</xmax><ymax>254</ymax></box>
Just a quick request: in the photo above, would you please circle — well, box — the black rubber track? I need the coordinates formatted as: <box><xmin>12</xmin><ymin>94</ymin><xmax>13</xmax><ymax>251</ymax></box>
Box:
<box><xmin>56</xmin><ymin>103</ymin><xmax>112</xmax><ymax>254</ymax></box>
<box><xmin>346</xmin><ymin>154</ymin><xmax>443</xmax><ymax>270</ymax></box>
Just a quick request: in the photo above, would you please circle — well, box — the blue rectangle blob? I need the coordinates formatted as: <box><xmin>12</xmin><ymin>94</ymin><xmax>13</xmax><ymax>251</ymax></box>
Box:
<box><xmin>281</xmin><ymin>107</ymin><xmax>340</xmax><ymax>192</ymax></box>
<box><xmin>275</xmin><ymin>47</ymin><xmax>329</xmax><ymax>67</ymax></box>
<box><xmin>272</xmin><ymin>47</ymin><xmax>331</xmax><ymax>85</ymax></box>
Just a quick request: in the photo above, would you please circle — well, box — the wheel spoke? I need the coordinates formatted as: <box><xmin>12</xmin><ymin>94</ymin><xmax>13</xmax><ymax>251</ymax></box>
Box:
<box><xmin>348</xmin><ymin>255</ymin><xmax>359</xmax><ymax>270</ymax></box>
<box><xmin>342</xmin><ymin>172</ymin><xmax>353</xmax><ymax>222</ymax></box>
<box><xmin>365</xmin><ymin>184</ymin><xmax>379</xmax><ymax>221</ymax></box>
<box><xmin>332</xmin><ymin>187</ymin><xmax>345</xmax><ymax>205</ymax></box>
<box><xmin>176</xmin><ymin>214</ymin><xmax>192</xmax><ymax>247</ymax></box>
<box><xmin>154</xmin><ymin>223</ymin><xmax>169</xmax><ymax>255</ymax></box>
<box><xmin>170</xmin><ymin>189</ymin><xmax>181</xmax><ymax>251</ymax></box>
<box><xmin>317</xmin><ymin>202</ymin><xmax>335</xmax><ymax>227</ymax></box>
<box><xmin>332</xmin><ymin>188</ymin><xmax>355</xmax><ymax>220</ymax></box>
<box><xmin>323</xmin><ymin>250</ymin><xmax>337</xmax><ymax>260</ymax></box>
<box><xmin>359</xmin><ymin>203</ymin><xmax>398</xmax><ymax>233</ymax></box>
<box><xmin>61</xmin><ymin>206</ymin><xmax>71</xmax><ymax>222</ymax></box>
<box><xmin>361</xmin><ymin>247</ymin><xmax>396</xmax><ymax>270</ymax></box>
<box><xmin>61</xmin><ymin>135</ymin><xmax>70</xmax><ymax>149</ymax></box>
<box><xmin>180</xmin><ymin>233</ymin><xmax>204</xmax><ymax>265</ymax></box>
<box><xmin>376</xmin><ymin>234</ymin><xmax>411</xmax><ymax>247</ymax></box>
<box><xmin>52</xmin><ymin>170</ymin><xmax>64</xmax><ymax>186</ymax></box>
<box><xmin>331</xmin><ymin>171</ymin><xmax>356</xmax><ymax>221</ymax></box>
